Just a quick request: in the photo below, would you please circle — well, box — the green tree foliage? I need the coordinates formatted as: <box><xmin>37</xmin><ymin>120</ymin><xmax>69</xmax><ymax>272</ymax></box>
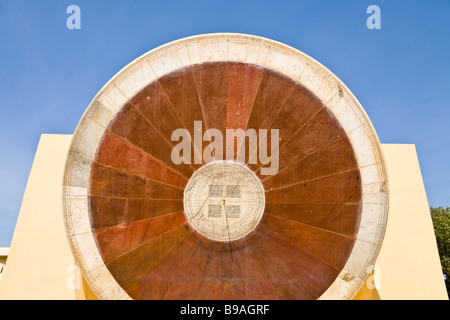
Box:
<box><xmin>430</xmin><ymin>206</ymin><xmax>450</xmax><ymax>295</ymax></box>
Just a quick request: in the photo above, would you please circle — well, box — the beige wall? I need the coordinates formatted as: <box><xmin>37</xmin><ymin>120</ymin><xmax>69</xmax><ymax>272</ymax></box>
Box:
<box><xmin>355</xmin><ymin>144</ymin><xmax>448</xmax><ymax>300</ymax></box>
<box><xmin>0</xmin><ymin>134</ymin><xmax>85</xmax><ymax>300</ymax></box>
<box><xmin>0</xmin><ymin>135</ymin><xmax>446</xmax><ymax>300</ymax></box>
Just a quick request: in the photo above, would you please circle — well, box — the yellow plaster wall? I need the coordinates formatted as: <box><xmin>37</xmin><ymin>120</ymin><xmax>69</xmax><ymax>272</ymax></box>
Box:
<box><xmin>355</xmin><ymin>144</ymin><xmax>448</xmax><ymax>300</ymax></box>
<box><xmin>0</xmin><ymin>134</ymin><xmax>85</xmax><ymax>299</ymax></box>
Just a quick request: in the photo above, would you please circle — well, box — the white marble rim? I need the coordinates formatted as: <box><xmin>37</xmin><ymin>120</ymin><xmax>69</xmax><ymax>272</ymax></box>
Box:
<box><xmin>62</xmin><ymin>33</ymin><xmax>389</xmax><ymax>300</ymax></box>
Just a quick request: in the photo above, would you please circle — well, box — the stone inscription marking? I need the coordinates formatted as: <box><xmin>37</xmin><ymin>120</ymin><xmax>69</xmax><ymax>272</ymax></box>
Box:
<box><xmin>184</xmin><ymin>162</ymin><xmax>265</xmax><ymax>242</ymax></box>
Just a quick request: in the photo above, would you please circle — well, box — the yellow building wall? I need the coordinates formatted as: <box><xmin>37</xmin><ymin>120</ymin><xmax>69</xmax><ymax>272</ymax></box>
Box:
<box><xmin>355</xmin><ymin>144</ymin><xmax>448</xmax><ymax>300</ymax></box>
<box><xmin>0</xmin><ymin>134</ymin><xmax>94</xmax><ymax>300</ymax></box>
<box><xmin>0</xmin><ymin>135</ymin><xmax>446</xmax><ymax>300</ymax></box>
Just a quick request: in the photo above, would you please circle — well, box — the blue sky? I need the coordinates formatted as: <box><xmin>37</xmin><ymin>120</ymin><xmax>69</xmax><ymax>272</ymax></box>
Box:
<box><xmin>0</xmin><ymin>0</ymin><xmax>449</xmax><ymax>246</ymax></box>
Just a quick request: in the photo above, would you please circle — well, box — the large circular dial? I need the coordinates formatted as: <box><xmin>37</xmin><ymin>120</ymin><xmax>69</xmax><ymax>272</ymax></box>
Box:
<box><xmin>63</xmin><ymin>33</ymin><xmax>389</xmax><ymax>300</ymax></box>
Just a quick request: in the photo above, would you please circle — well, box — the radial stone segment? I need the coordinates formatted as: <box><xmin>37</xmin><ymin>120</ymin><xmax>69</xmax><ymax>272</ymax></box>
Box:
<box><xmin>63</xmin><ymin>33</ymin><xmax>389</xmax><ymax>300</ymax></box>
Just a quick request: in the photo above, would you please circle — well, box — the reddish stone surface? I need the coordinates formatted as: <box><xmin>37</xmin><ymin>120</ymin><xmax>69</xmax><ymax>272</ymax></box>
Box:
<box><xmin>226</xmin><ymin>63</ymin><xmax>263</xmax><ymax>131</ymax></box>
<box><xmin>192</xmin><ymin>62</ymin><xmax>228</xmax><ymax>134</ymax></box>
<box><xmin>95</xmin><ymin>131</ymin><xmax>188</xmax><ymax>189</ymax></box>
<box><xmin>88</xmin><ymin>62</ymin><xmax>362</xmax><ymax>300</ymax></box>
<box><xmin>94</xmin><ymin>211</ymin><xmax>186</xmax><ymax>263</ymax></box>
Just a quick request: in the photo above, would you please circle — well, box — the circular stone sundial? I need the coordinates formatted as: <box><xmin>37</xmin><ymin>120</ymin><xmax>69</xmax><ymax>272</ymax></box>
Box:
<box><xmin>184</xmin><ymin>162</ymin><xmax>265</xmax><ymax>242</ymax></box>
<box><xmin>63</xmin><ymin>33</ymin><xmax>389</xmax><ymax>300</ymax></box>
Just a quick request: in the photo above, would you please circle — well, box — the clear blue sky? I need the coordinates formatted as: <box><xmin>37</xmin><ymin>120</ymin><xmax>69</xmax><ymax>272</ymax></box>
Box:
<box><xmin>0</xmin><ymin>0</ymin><xmax>449</xmax><ymax>246</ymax></box>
